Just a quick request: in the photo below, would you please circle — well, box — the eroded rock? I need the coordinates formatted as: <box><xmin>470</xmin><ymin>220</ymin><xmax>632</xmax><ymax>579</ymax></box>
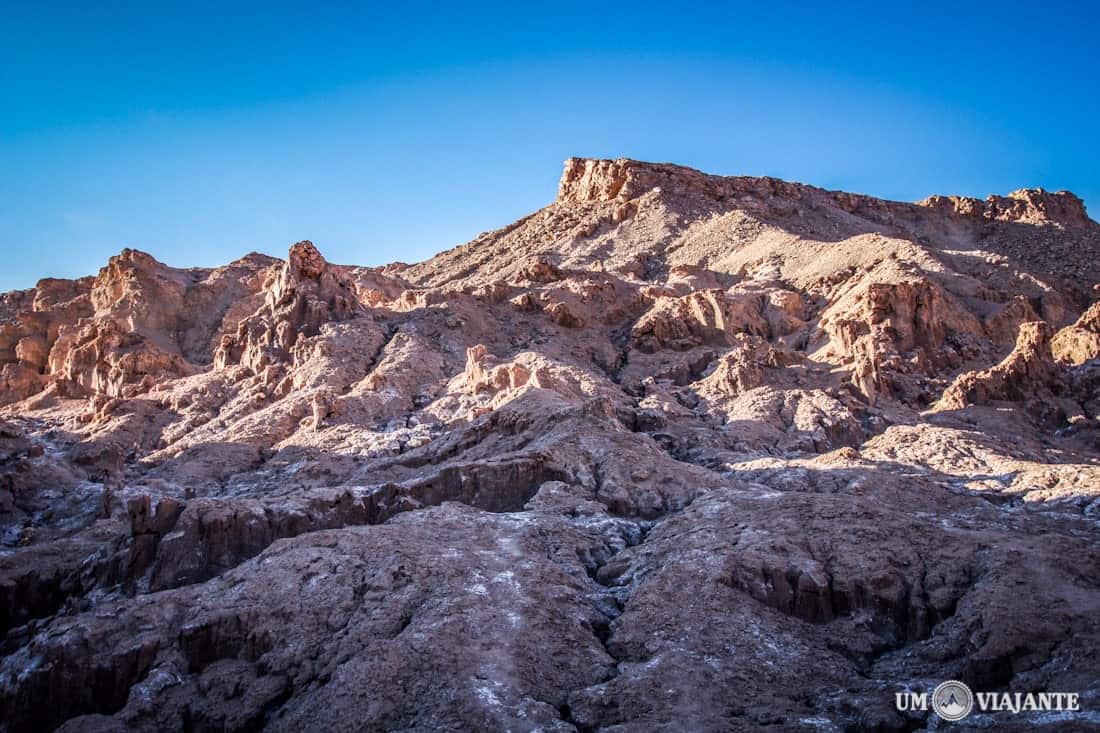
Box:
<box><xmin>2</xmin><ymin>159</ymin><xmax>1099</xmax><ymax>732</ymax></box>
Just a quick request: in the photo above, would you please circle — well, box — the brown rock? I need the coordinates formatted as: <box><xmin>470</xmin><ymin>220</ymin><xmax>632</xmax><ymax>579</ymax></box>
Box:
<box><xmin>938</xmin><ymin>321</ymin><xmax>1058</xmax><ymax>409</ymax></box>
<box><xmin>1051</xmin><ymin>301</ymin><xmax>1100</xmax><ymax>365</ymax></box>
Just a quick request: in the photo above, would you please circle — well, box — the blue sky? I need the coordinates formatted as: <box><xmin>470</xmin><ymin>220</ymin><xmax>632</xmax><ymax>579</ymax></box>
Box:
<box><xmin>1</xmin><ymin>2</ymin><xmax>1097</xmax><ymax>291</ymax></box>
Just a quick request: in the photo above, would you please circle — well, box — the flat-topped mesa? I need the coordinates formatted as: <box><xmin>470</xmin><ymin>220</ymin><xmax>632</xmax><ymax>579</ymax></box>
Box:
<box><xmin>555</xmin><ymin>157</ymin><xmax>777</xmax><ymax>204</ymax></box>
<box><xmin>918</xmin><ymin>188</ymin><xmax>1092</xmax><ymax>228</ymax></box>
<box><xmin>556</xmin><ymin>157</ymin><xmax>808</xmax><ymax>205</ymax></box>
<box><xmin>557</xmin><ymin>158</ymin><xmax>632</xmax><ymax>203</ymax></box>
<box><xmin>560</xmin><ymin>157</ymin><xmax>1095</xmax><ymax>229</ymax></box>
<box><xmin>991</xmin><ymin>189</ymin><xmax>1091</xmax><ymax>227</ymax></box>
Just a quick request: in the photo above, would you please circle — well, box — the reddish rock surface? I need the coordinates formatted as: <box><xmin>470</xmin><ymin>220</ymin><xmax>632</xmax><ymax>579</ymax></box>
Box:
<box><xmin>2</xmin><ymin>159</ymin><xmax>1100</xmax><ymax>732</ymax></box>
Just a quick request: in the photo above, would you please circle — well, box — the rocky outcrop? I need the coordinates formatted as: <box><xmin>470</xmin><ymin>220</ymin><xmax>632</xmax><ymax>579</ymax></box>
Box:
<box><xmin>919</xmin><ymin>188</ymin><xmax>1092</xmax><ymax>228</ymax></box>
<box><xmin>0</xmin><ymin>278</ymin><xmax>93</xmax><ymax>404</ymax></box>
<box><xmin>631</xmin><ymin>289</ymin><xmax>769</xmax><ymax>352</ymax></box>
<box><xmin>0</xmin><ymin>250</ymin><xmax>275</xmax><ymax>404</ymax></box>
<box><xmin>694</xmin><ymin>334</ymin><xmax>800</xmax><ymax>398</ymax></box>
<box><xmin>819</xmin><ymin>273</ymin><xmax>985</xmax><ymax>403</ymax></box>
<box><xmin>48</xmin><ymin>320</ymin><xmax>196</xmax><ymax>398</ymax></box>
<box><xmin>1051</xmin><ymin>301</ymin><xmax>1100</xmax><ymax>365</ymax></box>
<box><xmin>214</xmin><ymin>242</ymin><xmax>360</xmax><ymax>373</ymax></box>
<box><xmin>938</xmin><ymin>321</ymin><xmax>1058</xmax><ymax>410</ymax></box>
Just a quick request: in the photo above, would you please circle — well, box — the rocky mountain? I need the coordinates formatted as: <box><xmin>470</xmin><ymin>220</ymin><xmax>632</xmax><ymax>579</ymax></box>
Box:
<box><xmin>1</xmin><ymin>158</ymin><xmax>1099</xmax><ymax>732</ymax></box>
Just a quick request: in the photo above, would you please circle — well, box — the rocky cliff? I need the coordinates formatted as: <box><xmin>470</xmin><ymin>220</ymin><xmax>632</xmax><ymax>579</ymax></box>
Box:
<box><xmin>1</xmin><ymin>159</ymin><xmax>1099</xmax><ymax>732</ymax></box>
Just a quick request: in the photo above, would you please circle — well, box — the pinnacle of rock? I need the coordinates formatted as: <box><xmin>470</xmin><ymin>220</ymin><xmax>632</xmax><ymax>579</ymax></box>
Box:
<box><xmin>287</xmin><ymin>240</ymin><xmax>327</xmax><ymax>279</ymax></box>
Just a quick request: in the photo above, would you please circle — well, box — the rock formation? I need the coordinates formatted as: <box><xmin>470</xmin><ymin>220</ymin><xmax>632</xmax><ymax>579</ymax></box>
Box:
<box><xmin>1052</xmin><ymin>301</ymin><xmax>1100</xmax><ymax>365</ymax></box>
<box><xmin>1</xmin><ymin>158</ymin><xmax>1099</xmax><ymax>732</ymax></box>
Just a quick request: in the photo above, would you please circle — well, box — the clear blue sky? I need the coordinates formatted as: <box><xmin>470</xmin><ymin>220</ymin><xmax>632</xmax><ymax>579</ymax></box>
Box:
<box><xmin>2</xmin><ymin>2</ymin><xmax>1097</xmax><ymax>291</ymax></box>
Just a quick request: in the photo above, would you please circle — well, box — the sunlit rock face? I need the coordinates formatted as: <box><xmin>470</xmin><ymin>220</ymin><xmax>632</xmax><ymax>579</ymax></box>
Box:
<box><xmin>2</xmin><ymin>158</ymin><xmax>1100</xmax><ymax>732</ymax></box>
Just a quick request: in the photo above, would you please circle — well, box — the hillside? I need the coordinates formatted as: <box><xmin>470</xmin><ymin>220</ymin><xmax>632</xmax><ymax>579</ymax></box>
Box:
<box><xmin>1</xmin><ymin>158</ymin><xmax>1099</xmax><ymax>732</ymax></box>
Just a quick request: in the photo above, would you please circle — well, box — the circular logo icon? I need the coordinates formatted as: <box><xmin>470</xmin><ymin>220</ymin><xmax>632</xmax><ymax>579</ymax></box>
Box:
<box><xmin>932</xmin><ymin>680</ymin><xmax>974</xmax><ymax>722</ymax></box>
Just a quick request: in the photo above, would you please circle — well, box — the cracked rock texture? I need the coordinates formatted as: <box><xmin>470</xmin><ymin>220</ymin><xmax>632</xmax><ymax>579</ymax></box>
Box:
<box><xmin>2</xmin><ymin>158</ymin><xmax>1100</xmax><ymax>732</ymax></box>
